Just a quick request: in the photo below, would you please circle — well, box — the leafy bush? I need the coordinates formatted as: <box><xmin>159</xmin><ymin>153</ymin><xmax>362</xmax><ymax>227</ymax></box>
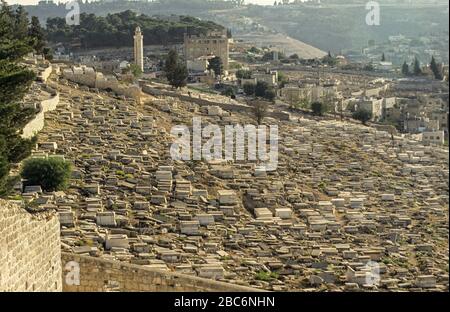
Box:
<box><xmin>255</xmin><ymin>81</ymin><xmax>269</xmax><ymax>97</ymax></box>
<box><xmin>243</xmin><ymin>82</ymin><xmax>256</xmax><ymax>96</ymax></box>
<box><xmin>21</xmin><ymin>157</ymin><xmax>72</xmax><ymax>192</ymax></box>
<box><xmin>255</xmin><ymin>81</ymin><xmax>276</xmax><ymax>101</ymax></box>
<box><xmin>311</xmin><ymin>102</ymin><xmax>327</xmax><ymax>116</ymax></box>
<box><xmin>352</xmin><ymin>109</ymin><xmax>372</xmax><ymax>125</ymax></box>
<box><xmin>221</xmin><ymin>86</ymin><xmax>235</xmax><ymax>97</ymax></box>
<box><xmin>236</xmin><ymin>69</ymin><xmax>252</xmax><ymax>79</ymax></box>
<box><xmin>255</xmin><ymin>270</ymin><xmax>279</xmax><ymax>281</ymax></box>
<box><xmin>252</xmin><ymin>101</ymin><xmax>269</xmax><ymax>125</ymax></box>
<box><xmin>264</xmin><ymin>89</ymin><xmax>276</xmax><ymax>102</ymax></box>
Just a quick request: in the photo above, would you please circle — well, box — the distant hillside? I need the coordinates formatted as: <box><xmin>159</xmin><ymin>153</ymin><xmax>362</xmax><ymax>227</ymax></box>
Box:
<box><xmin>46</xmin><ymin>11</ymin><xmax>225</xmax><ymax>49</ymax></box>
<box><xmin>243</xmin><ymin>3</ymin><xmax>449</xmax><ymax>53</ymax></box>
<box><xmin>18</xmin><ymin>0</ymin><xmax>239</xmax><ymax>24</ymax></box>
<box><xmin>21</xmin><ymin>0</ymin><xmax>449</xmax><ymax>54</ymax></box>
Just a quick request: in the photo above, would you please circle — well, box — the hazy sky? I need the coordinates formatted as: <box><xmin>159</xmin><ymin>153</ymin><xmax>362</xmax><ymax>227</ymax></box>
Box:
<box><xmin>7</xmin><ymin>0</ymin><xmax>278</xmax><ymax>5</ymax></box>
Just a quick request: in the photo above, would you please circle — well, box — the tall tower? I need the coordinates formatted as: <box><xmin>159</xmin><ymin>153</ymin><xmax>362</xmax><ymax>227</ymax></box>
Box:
<box><xmin>134</xmin><ymin>27</ymin><xmax>144</xmax><ymax>73</ymax></box>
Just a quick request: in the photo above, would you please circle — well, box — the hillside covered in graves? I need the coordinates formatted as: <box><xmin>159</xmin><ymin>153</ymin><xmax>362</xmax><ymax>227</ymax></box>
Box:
<box><xmin>12</xmin><ymin>63</ymin><xmax>449</xmax><ymax>291</ymax></box>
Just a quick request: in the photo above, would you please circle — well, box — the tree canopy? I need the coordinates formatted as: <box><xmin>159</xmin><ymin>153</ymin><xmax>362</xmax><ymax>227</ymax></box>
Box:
<box><xmin>413</xmin><ymin>57</ymin><xmax>422</xmax><ymax>76</ymax></box>
<box><xmin>208</xmin><ymin>56</ymin><xmax>223</xmax><ymax>77</ymax></box>
<box><xmin>430</xmin><ymin>56</ymin><xmax>443</xmax><ymax>80</ymax></box>
<box><xmin>352</xmin><ymin>109</ymin><xmax>372</xmax><ymax>125</ymax></box>
<box><xmin>164</xmin><ymin>49</ymin><xmax>188</xmax><ymax>89</ymax></box>
<box><xmin>0</xmin><ymin>1</ymin><xmax>40</xmax><ymax>195</ymax></box>
<box><xmin>46</xmin><ymin>11</ymin><xmax>225</xmax><ymax>49</ymax></box>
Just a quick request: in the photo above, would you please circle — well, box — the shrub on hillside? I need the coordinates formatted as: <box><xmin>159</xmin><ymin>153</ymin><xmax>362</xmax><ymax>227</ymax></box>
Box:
<box><xmin>352</xmin><ymin>109</ymin><xmax>372</xmax><ymax>125</ymax></box>
<box><xmin>311</xmin><ymin>102</ymin><xmax>327</xmax><ymax>116</ymax></box>
<box><xmin>21</xmin><ymin>157</ymin><xmax>72</xmax><ymax>192</ymax></box>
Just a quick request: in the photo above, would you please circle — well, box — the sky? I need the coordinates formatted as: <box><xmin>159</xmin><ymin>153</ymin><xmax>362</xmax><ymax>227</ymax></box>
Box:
<box><xmin>7</xmin><ymin>0</ymin><xmax>279</xmax><ymax>5</ymax></box>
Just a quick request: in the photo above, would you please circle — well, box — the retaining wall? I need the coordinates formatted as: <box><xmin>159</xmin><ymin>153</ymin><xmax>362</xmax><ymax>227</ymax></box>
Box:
<box><xmin>0</xmin><ymin>200</ymin><xmax>62</xmax><ymax>292</ymax></box>
<box><xmin>22</xmin><ymin>92</ymin><xmax>60</xmax><ymax>139</ymax></box>
<box><xmin>62</xmin><ymin>253</ymin><xmax>263</xmax><ymax>292</ymax></box>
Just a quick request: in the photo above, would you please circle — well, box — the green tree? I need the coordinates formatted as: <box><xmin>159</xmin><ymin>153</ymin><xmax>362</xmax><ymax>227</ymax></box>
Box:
<box><xmin>129</xmin><ymin>63</ymin><xmax>143</xmax><ymax>79</ymax></box>
<box><xmin>430</xmin><ymin>56</ymin><xmax>443</xmax><ymax>80</ymax></box>
<box><xmin>352</xmin><ymin>109</ymin><xmax>372</xmax><ymax>125</ymax></box>
<box><xmin>252</xmin><ymin>101</ymin><xmax>268</xmax><ymax>125</ymax></box>
<box><xmin>164</xmin><ymin>49</ymin><xmax>188</xmax><ymax>89</ymax></box>
<box><xmin>401</xmin><ymin>61</ymin><xmax>410</xmax><ymax>76</ymax></box>
<box><xmin>0</xmin><ymin>1</ymin><xmax>32</xmax><ymax>61</ymax></box>
<box><xmin>413</xmin><ymin>57</ymin><xmax>422</xmax><ymax>76</ymax></box>
<box><xmin>381</xmin><ymin>53</ymin><xmax>386</xmax><ymax>62</ymax></box>
<box><xmin>311</xmin><ymin>102</ymin><xmax>326</xmax><ymax>116</ymax></box>
<box><xmin>46</xmin><ymin>11</ymin><xmax>225</xmax><ymax>49</ymax></box>
<box><xmin>322</xmin><ymin>52</ymin><xmax>337</xmax><ymax>66</ymax></box>
<box><xmin>255</xmin><ymin>81</ymin><xmax>269</xmax><ymax>97</ymax></box>
<box><xmin>278</xmin><ymin>72</ymin><xmax>288</xmax><ymax>88</ymax></box>
<box><xmin>21</xmin><ymin>158</ymin><xmax>72</xmax><ymax>192</ymax></box>
<box><xmin>248</xmin><ymin>47</ymin><xmax>260</xmax><ymax>54</ymax></box>
<box><xmin>226</xmin><ymin>28</ymin><xmax>232</xmax><ymax>38</ymax></box>
<box><xmin>262</xmin><ymin>51</ymin><xmax>284</xmax><ymax>61</ymax></box>
<box><xmin>28</xmin><ymin>16</ymin><xmax>46</xmax><ymax>54</ymax></box>
<box><xmin>0</xmin><ymin>1</ymin><xmax>37</xmax><ymax>195</ymax></box>
<box><xmin>255</xmin><ymin>81</ymin><xmax>276</xmax><ymax>101</ymax></box>
<box><xmin>364</xmin><ymin>63</ymin><xmax>374</xmax><ymax>71</ymax></box>
<box><xmin>170</xmin><ymin>63</ymin><xmax>188</xmax><ymax>89</ymax></box>
<box><xmin>264</xmin><ymin>89</ymin><xmax>276</xmax><ymax>102</ymax></box>
<box><xmin>164</xmin><ymin>49</ymin><xmax>178</xmax><ymax>82</ymax></box>
<box><xmin>208</xmin><ymin>56</ymin><xmax>223</xmax><ymax>77</ymax></box>
<box><xmin>243</xmin><ymin>82</ymin><xmax>255</xmax><ymax>96</ymax></box>
<box><xmin>14</xmin><ymin>5</ymin><xmax>29</xmax><ymax>40</ymax></box>
<box><xmin>221</xmin><ymin>86</ymin><xmax>235</xmax><ymax>98</ymax></box>
<box><xmin>236</xmin><ymin>69</ymin><xmax>252</xmax><ymax>79</ymax></box>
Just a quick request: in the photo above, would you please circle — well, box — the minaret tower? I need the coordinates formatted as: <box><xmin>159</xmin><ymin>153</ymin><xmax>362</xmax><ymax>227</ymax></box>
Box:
<box><xmin>134</xmin><ymin>27</ymin><xmax>144</xmax><ymax>73</ymax></box>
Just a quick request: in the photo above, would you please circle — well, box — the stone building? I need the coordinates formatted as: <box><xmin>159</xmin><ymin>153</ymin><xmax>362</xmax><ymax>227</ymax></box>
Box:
<box><xmin>184</xmin><ymin>30</ymin><xmax>230</xmax><ymax>72</ymax></box>
<box><xmin>421</xmin><ymin>130</ymin><xmax>445</xmax><ymax>145</ymax></box>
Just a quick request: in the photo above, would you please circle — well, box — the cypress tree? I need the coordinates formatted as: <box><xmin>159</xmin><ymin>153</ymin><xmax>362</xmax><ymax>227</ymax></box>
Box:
<box><xmin>0</xmin><ymin>1</ymin><xmax>36</xmax><ymax>195</ymax></box>
<box><xmin>413</xmin><ymin>57</ymin><xmax>422</xmax><ymax>76</ymax></box>
<box><xmin>402</xmin><ymin>61</ymin><xmax>410</xmax><ymax>76</ymax></box>
<box><xmin>28</xmin><ymin>16</ymin><xmax>46</xmax><ymax>54</ymax></box>
<box><xmin>430</xmin><ymin>56</ymin><xmax>443</xmax><ymax>80</ymax></box>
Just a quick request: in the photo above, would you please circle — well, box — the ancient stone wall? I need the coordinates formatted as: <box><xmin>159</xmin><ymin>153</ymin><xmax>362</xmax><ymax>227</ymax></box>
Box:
<box><xmin>0</xmin><ymin>200</ymin><xmax>62</xmax><ymax>292</ymax></box>
<box><xmin>62</xmin><ymin>66</ymin><xmax>142</xmax><ymax>103</ymax></box>
<box><xmin>141</xmin><ymin>85</ymin><xmax>291</xmax><ymax>121</ymax></box>
<box><xmin>62</xmin><ymin>253</ymin><xmax>262</xmax><ymax>292</ymax></box>
<box><xmin>22</xmin><ymin>92</ymin><xmax>60</xmax><ymax>139</ymax></box>
<box><xmin>38</xmin><ymin>66</ymin><xmax>53</xmax><ymax>83</ymax></box>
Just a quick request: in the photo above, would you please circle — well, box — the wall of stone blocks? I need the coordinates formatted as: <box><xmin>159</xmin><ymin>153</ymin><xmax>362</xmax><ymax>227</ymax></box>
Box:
<box><xmin>62</xmin><ymin>253</ymin><xmax>262</xmax><ymax>292</ymax></box>
<box><xmin>141</xmin><ymin>85</ymin><xmax>291</xmax><ymax>121</ymax></box>
<box><xmin>22</xmin><ymin>93</ymin><xmax>60</xmax><ymax>139</ymax></box>
<box><xmin>0</xmin><ymin>200</ymin><xmax>62</xmax><ymax>292</ymax></box>
<box><xmin>63</xmin><ymin>69</ymin><xmax>142</xmax><ymax>103</ymax></box>
<box><xmin>38</xmin><ymin>66</ymin><xmax>53</xmax><ymax>83</ymax></box>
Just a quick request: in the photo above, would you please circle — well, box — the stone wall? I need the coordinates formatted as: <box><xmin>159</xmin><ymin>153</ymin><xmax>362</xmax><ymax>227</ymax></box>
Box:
<box><xmin>63</xmin><ymin>66</ymin><xmax>142</xmax><ymax>103</ymax></box>
<box><xmin>0</xmin><ymin>200</ymin><xmax>62</xmax><ymax>292</ymax></box>
<box><xmin>142</xmin><ymin>85</ymin><xmax>291</xmax><ymax>121</ymax></box>
<box><xmin>62</xmin><ymin>253</ymin><xmax>263</xmax><ymax>292</ymax></box>
<box><xmin>38</xmin><ymin>66</ymin><xmax>53</xmax><ymax>83</ymax></box>
<box><xmin>22</xmin><ymin>92</ymin><xmax>60</xmax><ymax>139</ymax></box>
